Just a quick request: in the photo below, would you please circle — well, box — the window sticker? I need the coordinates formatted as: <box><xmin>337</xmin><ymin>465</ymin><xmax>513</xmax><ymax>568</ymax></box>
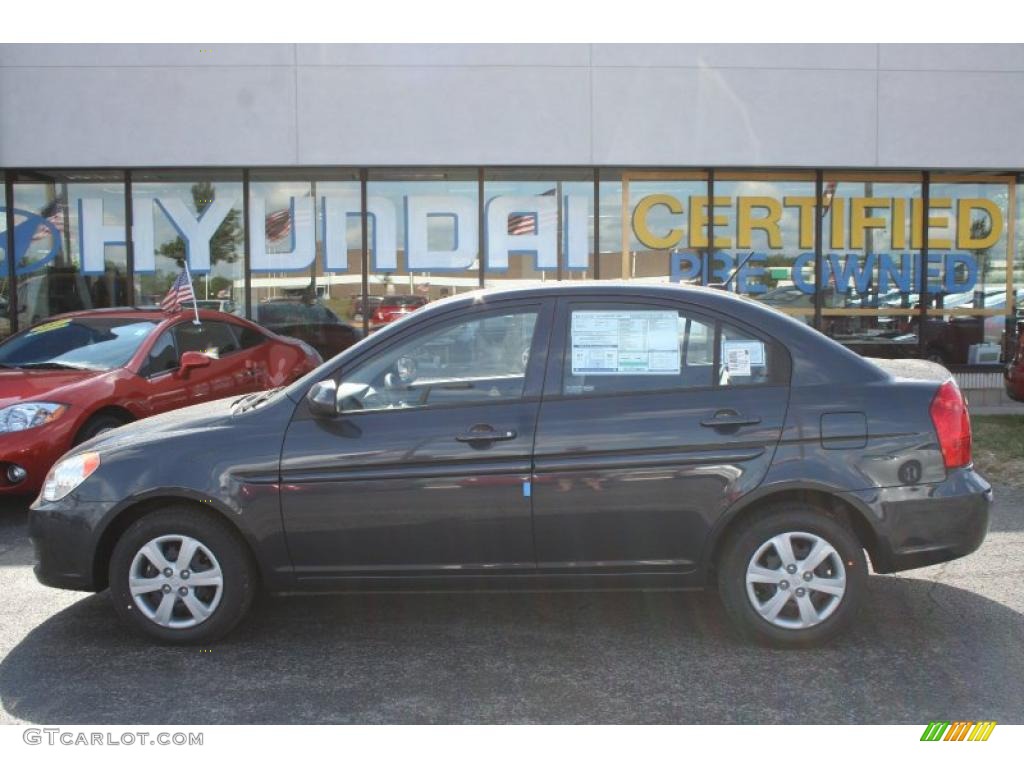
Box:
<box><xmin>571</xmin><ymin>311</ymin><xmax>680</xmax><ymax>375</ymax></box>
<box><xmin>722</xmin><ymin>340</ymin><xmax>765</xmax><ymax>377</ymax></box>
<box><xmin>28</xmin><ymin>319</ymin><xmax>72</xmax><ymax>335</ymax></box>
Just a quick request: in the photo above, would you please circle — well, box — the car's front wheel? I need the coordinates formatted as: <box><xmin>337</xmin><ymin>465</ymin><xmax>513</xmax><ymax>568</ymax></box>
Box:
<box><xmin>717</xmin><ymin>504</ymin><xmax>867</xmax><ymax>648</ymax></box>
<box><xmin>108</xmin><ymin>506</ymin><xmax>256</xmax><ymax>644</ymax></box>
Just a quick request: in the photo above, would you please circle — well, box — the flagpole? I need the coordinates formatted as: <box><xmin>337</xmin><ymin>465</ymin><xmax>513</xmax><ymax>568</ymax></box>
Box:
<box><xmin>182</xmin><ymin>260</ymin><xmax>201</xmax><ymax>325</ymax></box>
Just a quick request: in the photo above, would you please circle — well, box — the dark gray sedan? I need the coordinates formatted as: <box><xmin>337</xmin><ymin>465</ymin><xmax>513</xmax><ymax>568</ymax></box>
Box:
<box><xmin>29</xmin><ymin>284</ymin><xmax>992</xmax><ymax>647</ymax></box>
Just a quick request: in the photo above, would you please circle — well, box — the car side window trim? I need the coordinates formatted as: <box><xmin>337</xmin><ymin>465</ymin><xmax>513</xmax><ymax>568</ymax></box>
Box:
<box><xmin>294</xmin><ymin>299</ymin><xmax>555</xmax><ymax>420</ymax></box>
<box><xmin>140</xmin><ymin>326</ymin><xmax>180</xmax><ymax>379</ymax></box>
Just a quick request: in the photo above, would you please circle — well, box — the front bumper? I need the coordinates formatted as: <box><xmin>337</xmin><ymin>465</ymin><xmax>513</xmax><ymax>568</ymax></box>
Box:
<box><xmin>0</xmin><ymin>418</ymin><xmax>78</xmax><ymax>495</ymax></box>
<box><xmin>29</xmin><ymin>496</ymin><xmax>114</xmax><ymax>591</ymax></box>
<box><xmin>850</xmin><ymin>467</ymin><xmax>993</xmax><ymax>573</ymax></box>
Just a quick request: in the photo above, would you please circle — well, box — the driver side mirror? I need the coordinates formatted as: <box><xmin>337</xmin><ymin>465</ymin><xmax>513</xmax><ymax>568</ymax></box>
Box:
<box><xmin>307</xmin><ymin>379</ymin><xmax>370</xmax><ymax>418</ymax></box>
<box><xmin>177</xmin><ymin>351</ymin><xmax>212</xmax><ymax>378</ymax></box>
<box><xmin>306</xmin><ymin>379</ymin><xmax>338</xmax><ymax>418</ymax></box>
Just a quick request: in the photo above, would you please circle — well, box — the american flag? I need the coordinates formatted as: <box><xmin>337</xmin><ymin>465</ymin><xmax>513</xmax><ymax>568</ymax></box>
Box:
<box><xmin>266</xmin><ymin>209</ymin><xmax>292</xmax><ymax>242</ymax></box>
<box><xmin>31</xmin><ymin>196</ymin><xmax>67</xmax><ymax>241</ymax></box>
<box><xmin>507</xmin><ymin>188</ymin><xmax>557</xmax><ymax>235</ymax></box>
<box><xmin>160</xmin><ymin>269</ymin><xmax>195</xmax><ymax>312</ymax></box>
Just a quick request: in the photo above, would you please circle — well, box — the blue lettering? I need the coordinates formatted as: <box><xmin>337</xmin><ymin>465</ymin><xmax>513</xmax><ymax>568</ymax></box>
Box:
<box><xmin>736</xmin><ymin>252</ymin><xmax>767</xmax><ymax>295</ymax></box>
<box><xmin>792</xmin><ymin>252</ymin><xmax>815</xmax><ymax>294</ymax></box>
<box><xmin>670</xmin><ymin>251</ymin><xmax>702</xmax><ymax>283</ymax></box>
<box><xmin>826</xmin><ymin>253</ymin><xmax>877</xmax><ymax>294</ymax></box>
<box><xmin>878</xmin><ymin>253</ymin><xmax>912</xmax><ymax>293</ymax></box>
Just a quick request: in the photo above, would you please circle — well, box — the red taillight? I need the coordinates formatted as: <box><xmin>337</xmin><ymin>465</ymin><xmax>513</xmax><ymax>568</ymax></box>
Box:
<box><xmin>930</xmin><ymin>380</ymin><xmax>972</xmax><ymax>469</ymax></box>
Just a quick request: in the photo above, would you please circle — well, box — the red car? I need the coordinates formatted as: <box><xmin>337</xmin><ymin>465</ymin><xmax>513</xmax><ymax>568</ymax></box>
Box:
<box><xmin>369</xmin><ymin>294</ymin><xmax>428</xmax><ymax>331</ymax></box>
<box><xmin>0</xmin><ymin>307</ymin><xmax>321</xmax><ymax>495</ymax></box>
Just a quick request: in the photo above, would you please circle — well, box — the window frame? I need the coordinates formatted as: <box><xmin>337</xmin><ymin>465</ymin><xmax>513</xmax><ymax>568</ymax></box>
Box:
<box><xmin>139</xmin><ymin>327</ymin><xmax>180</xmax><ymax>379</ymax></box>
<box><xmin>296</xmin><ymin>298</ymin><xmax>555</xmax><ymax>419</ymax></box>
<box><xmin>545</xmin><ymin>296</ymin><xmax>790</xmax><ymax>402</ymax></box>
<box><xmin>170</xmin><ymin>320</ymin><xmax>243</xmax><ymax>360</ymax></box>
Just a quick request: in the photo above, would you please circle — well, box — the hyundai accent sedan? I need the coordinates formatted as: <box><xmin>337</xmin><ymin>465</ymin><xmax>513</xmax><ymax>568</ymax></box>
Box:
<box><xmin>0</xmin><ymin>307</ymin><xmax>321</xmax><ymax>494</ymax></box>
<box><xmin>29</xmin><ymin>284</ymin><xmax>991</xmax><ymax>647</ymax></box>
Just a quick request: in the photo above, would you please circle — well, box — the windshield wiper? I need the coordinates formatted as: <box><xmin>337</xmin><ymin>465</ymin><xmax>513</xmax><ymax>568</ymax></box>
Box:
<box><xmin>234</xmin><ymin>387</ymin><xmax>283</xmax><ymax>413</ymax></box>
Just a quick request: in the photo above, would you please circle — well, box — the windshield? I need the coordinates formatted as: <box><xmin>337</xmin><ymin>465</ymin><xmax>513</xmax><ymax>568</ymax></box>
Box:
<box><xmin>0</xmin><ymin>317</ymin><xmax>157</xmax><ymax>371</ymax></box>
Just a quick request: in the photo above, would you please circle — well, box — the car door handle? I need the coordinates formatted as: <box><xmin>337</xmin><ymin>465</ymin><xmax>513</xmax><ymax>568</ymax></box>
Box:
<box><xmin>700</xmin><ymin>410</ymin><xmax>762</xmax><ymax>428</ymax></box>
<box><xmin>455</xmin><ymin>427</ymin><xmax>517</xmax><ymax>443</ymax></box>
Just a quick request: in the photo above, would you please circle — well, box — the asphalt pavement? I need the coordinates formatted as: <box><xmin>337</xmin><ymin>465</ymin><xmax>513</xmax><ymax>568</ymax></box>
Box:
<box><xmin>1</xmin><ymin>487</ymin><xmax>1022</xmax><ymax>724</ymax></box>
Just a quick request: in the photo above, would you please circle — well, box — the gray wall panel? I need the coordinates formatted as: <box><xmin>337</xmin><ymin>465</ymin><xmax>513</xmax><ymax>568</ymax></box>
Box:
<box><xmin>297</xmin><ymin>66</ymin><xmax>592</xmax><ymax>165</ymax></box>
<box><xmin>591</xmin><ymin>67</ymin><xmax>877</xmax><ymax>167</ymax></box>
<box><xmin>0</xmin><ymin>66</ymin><xmax>297</xmax><ymax>167</ymax></box>
<box><xmin>0</xmin><ymin>44</ymin><xmax>1020</xmax><ymax>169</ymax></box>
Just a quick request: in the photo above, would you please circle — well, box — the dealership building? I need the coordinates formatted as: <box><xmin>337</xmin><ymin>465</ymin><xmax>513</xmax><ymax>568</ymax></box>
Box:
<box><xmin>1</xmin><ymin>43</ymin><xmax>1022</xmax><ymax>394</ymax></box>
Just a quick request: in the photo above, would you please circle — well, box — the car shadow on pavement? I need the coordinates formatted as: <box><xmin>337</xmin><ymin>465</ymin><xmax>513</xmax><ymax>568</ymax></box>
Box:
<box><xmin>1</xmin><ymin>575</ymin><xmax>1022</xmax><ymax>724</ymax></box>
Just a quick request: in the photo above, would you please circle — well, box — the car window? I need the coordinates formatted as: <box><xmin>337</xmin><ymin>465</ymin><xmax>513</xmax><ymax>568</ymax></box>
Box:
<box><xmin>173</xmin><ymin>321</ymin><xmax>240</xmax><ymax>358</ymax></box>
<box><xmin>0</xmin><ymin>317</ymin><xmax>157</xmax><ymax>371</ymax></box>
<box><xmin>563</xmin><ymin>306</ymin><xmax>714</xmax><ymax>395</ymax></box>
<box><xmin>143</xmin><ymin>330</ymin><xmax>179</xmax><ymax>376</ymax></box>
<box><xmin>719</xmin><ymin>324</ymin><xmax>773</xmax><ymax>386</ymax></box>
<box><xmin>234</xmin><ymin>325</ymin><xmax>267</xmax><ymax>350</ymax></box>
<box><xmin>338</xmin><ymin>310</ymin><xmax>539</xmax><ymax>412</ymax></box>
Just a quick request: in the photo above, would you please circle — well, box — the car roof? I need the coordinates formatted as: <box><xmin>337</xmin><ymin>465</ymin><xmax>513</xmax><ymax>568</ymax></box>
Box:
<box><xmin>37</xmin><ymin>306</ymin><xmax>246</xmax><ymax>324</ymax></box>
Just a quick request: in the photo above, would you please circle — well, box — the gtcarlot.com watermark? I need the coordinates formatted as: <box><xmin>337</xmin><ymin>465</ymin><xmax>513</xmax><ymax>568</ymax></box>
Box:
<box><xmin>23</xmin><ymin>728</ymin><xmax>203</xmax><ymax>747</ymax></box>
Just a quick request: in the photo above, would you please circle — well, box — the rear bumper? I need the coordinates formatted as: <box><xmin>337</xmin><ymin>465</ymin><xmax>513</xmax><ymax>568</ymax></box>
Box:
<box><xmin>850</xmin><ymin>467</ymin><xmax>992</xmax><ymax>573</ymax></box>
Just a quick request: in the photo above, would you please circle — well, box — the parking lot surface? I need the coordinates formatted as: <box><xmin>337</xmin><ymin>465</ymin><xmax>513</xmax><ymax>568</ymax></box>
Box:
<box><xmin>1</xmin><ymin>488</ymin><xmax>1022</xmax><ymax>724</ymax></box>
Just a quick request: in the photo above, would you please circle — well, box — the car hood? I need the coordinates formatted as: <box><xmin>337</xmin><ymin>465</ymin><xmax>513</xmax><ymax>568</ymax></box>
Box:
<box><xmin>0</xmin><ymin>368</ymin><xmax>110</xmax><ymax>410</ymax></box>
<box><xmin>79</xmin><ymin>395</ymin><xmax>243</xmax><ymax>454</ymax></box>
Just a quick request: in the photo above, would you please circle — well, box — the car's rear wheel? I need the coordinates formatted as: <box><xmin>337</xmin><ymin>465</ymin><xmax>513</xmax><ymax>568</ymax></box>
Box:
<box><xmin>108</xmin><ymin>506</ymin><xmax>256</xmax><ymax>644</ymax></box>
<box><xmin>717</xmin><ymin>504</ymin><xmax>867</xmax><ymax>648</ymax></box>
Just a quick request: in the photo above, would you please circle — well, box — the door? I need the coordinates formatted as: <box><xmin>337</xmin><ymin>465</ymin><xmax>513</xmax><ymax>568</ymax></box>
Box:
<box><xmin>280</xmin><ymin>300</ymin><xmax>552</xmax><ymax>579</ymax></box>
<box><xmin>531</xmin><ymin>298</ymin><xmax>790</xmax><ymax>573</ymax></box>
<box><xmin>172</xmin><ymin>321</ymin><xmax>259</xmax><ymax>402</ymax></box>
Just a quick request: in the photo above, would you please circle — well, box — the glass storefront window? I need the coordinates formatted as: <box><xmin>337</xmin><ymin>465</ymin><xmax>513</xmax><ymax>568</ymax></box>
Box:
<box><xmin>0</xmin><ymin>165</ymin><xmax>1018</xmax><ymax>370</ymax></box>
<box><xmin>249</xmin><ymin>170</ymin><xmax>361</xmax><ymax>358</ymax></box>
<box><xmin>712</xmin><ymin>173</ymin><xmax>817</xmax><ymax>321</ymax></box>
<box><xmin>819</xmin><ymin>174</ymin><xmax>923</xmax><ymax>359</ymax></box>
<box><xmin>5</xmin><ymin>171</ymin><xmax>128</xmax><ymax>331</ymax></box>
<box><xmin>923</xmin><ymin>174</ymin><xmax>1013</xmax><ymax>365</ymax></box>
<box><xmin>612</xmin><ymin>171</ymin><xmax>709</xmax><ymax>285</ymax></box>
<box><xmin>132</xmin><ymin>171</ymin><xmax>245</xmax><ymax>317</ymax></box>
<box><xmin>367</xmin><ymin>169</ymin><xmax>479</xmax><ymax>323</ymax></box>
<box><xmin>482</xmin><ymin>169</ymin><xmax>594</xmax><ymax>289</ymax></box>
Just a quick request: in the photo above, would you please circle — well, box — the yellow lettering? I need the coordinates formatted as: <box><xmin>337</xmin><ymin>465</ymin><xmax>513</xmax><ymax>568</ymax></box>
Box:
<box><xmin>783</xmin><ymin>196</ymin><xmax>816</xmax><ymax>250</ymax></box>
<box><xmin>912</xmin><ymin>198</ymin><xmax>952</xmax><ymax>250</ymax></box>
<box><xmin>689</xmin><ymin>196</ymin><xmax>709</xmax><ymax>248</ymax></box>
<box><xmin>850</xmin><ymin>197</ymin><xmax>890</xmax><ymax>250</ymax></box>
<box><xmin>891</xmin><ymin>198</ymin><xmax>907</xmax><ymax>250</ymax></box>
<box><xmin>711</xmin><ymin>196</ymin><xmax>731</xmax><ymax>248</ymax></box>
<box><xmin>631</xmin><ymin>194</ymin><xmax>684</xmax><ymax>250</ymax></box>
<box><xmin>830</xmin><ymin>198</ymin><xmax>846</xmax><ymax>250</ymax></box>
<box><xmin>957</xmin><ymin>198</ymin><xmax>1002</xmax><ymax>250</ymax></box>
<box><xmin>737</xmin><ymin>196</ymin><xmax>783</xmax><ymax>249</ymax></box>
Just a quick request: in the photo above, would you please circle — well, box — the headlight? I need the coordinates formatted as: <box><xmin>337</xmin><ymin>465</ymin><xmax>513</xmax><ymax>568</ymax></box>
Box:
<box><xmin>0</xmin><ymin>402</ymin><xmax>67</xmax><ymax>433</ymax></box>
<box><xmin>41</xmin><ymin>452</ymin><xmax>101</xmax><ymax>502</ymax></box>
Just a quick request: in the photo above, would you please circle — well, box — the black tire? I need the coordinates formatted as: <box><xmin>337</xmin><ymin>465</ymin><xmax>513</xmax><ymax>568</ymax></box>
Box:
<box><xmin>108</xmin><ymin>505</ymin><xmax>256</xmax><ymax>644</ymax></box>
<box><xmin>74</xmin><ymin>413</ymin><xmax>128</xmax><ymax>445</ymax></box>
<box><xmin>717</xmin><ymin>503</ymin><xmax>867</xmax><ymax>648</ymax></box>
